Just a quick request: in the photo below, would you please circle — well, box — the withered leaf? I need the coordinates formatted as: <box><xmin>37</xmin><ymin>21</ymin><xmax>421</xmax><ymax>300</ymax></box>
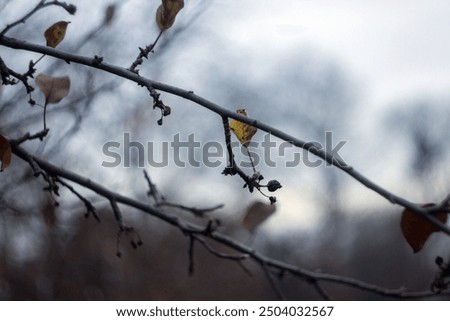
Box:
<box><xmin>35</xmin><ymin>74</ymin><xmax>71</xmax><ymax>105</ymax></box>
<box><xmin>104</xmin><ymin>4</ymin><xmax>116</xmax><ymax>26</ymax></box>
<box><xmin>0</xmin><ymin>135</ymin><xmax>12</xmax><ymax>171</ymax></box>
<box><xmin>400</xmin><ymin>203</ymin><xmax>448</xmax><ymax>253</ymax></box>
<box><xmin>44</xmin><ymin>21</ymin><xmax>70</xmax><ymax>48</ymax></box>
<box><xmin>242</xmin><ymin>201</ymin><xmax>276</xmax><ymax>231</ymax></box>
<box><xmin>156</xmin><ymin>0</ymin><xmax>184</xmax><ymax>30</ymax></box>
<box><xmin>229</xmin><ymin>108</ymin><xmax>257</xmax><ymax>147</ymax></box>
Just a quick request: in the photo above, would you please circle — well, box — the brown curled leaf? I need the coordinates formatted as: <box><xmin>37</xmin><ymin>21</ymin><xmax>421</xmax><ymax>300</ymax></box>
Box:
<box><xmin>0</xmin><ymin>135</ymin><xmax>12</xmax><ymax>171</ymax></box>
<box><xmin>156</xmin><ymin>0</ymin><xmax>184</xmax><ymax>30</ymax></box>
<box><xmin>242</xmin><ymin>201</ymin><xmax>276</xmax><ymax>231</ymax></box>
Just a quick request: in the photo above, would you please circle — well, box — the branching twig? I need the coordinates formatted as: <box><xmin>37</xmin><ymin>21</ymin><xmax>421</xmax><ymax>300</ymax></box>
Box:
<box><xmin>109</xmin><ymin>198</ymin><xmax>126</xmax><ymax>231</ymax></box>
<box><xmin>143</xmin><ymin>169</ymin><xmax>165</xmax><ymax>203</ymax></box>
<box><xmin>188</xmin><ymin>236</ymin><xmax>195</xmax><ymax>276</ymax></box>
<box><xmin>192</xmin><ymin>234</ymin><xmax>249</xmax><ymax>261</ymax></box>
<box><xmin>221</xmin><ymin>116</ymin><xmax>280</xmax><ymax>204</ymax></box>
<box><xmin>221</xmin><ymin>115</ymin><xmax>252</xmax><ymax>188</ymax></box>
<box><xmin>146</xmin><ymin>85</ymin><xmax>171</xmax><ymax>125</ymax></box>
<box><xmin>1</xmin><ymin>58</ymin><xmax>36</xmax><ymax>93</ymax></box>
<box><xmin>54</xmin><ymin>177</ymin><xmax>99</xmax><ymax>222</ymax></box>
<box><xmin>192</xmin><ymin>234</ymin><xmax>252</xmax><ymax>277</ymax></box>
<box><xmin>129</xmin><ymin>30</ymin><xmax>164</xmax><ymax>73</ymax></box>
<box><xmin>144</xmin><ymin>169</ymin><xmax>223</xmax><ymax>218</ymax></box>
<box><xmin>157</xmin><ymin>202</ymin><xmax>224</xmax><ymax>218</ymax></box>
<box><xmin>429</xmin><ymin>193</ymin><xmax>450</xmax><ymax>214</ymax></box>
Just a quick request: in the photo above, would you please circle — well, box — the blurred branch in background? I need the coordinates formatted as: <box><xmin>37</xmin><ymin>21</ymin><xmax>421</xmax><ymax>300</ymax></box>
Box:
<box><xmin>1</xmin><ymin>0</ymin><xmax>449</xmax><ymax>300</ymax></box>
<box><xmin>8</xmin><ymin>144</ymin><xmax>450</xmax><ymax>299</ymax></box>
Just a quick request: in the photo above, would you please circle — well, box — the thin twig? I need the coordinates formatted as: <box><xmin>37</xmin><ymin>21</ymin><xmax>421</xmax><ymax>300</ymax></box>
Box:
<box><xmin>54</xmin><ymin>177</ymin><xmax>100</xmax><ymax>222</ymax></box>
<box><xmin>109</xmin><ymin>197</ymin><xmax>126</xmax><ymax>231</ymax></box>
<box><xmin>43</xmin><ymin>103</ymin><xmax>48</xmax><ymax>131</ymax></box>
<box><xmin>194</xmin><ymin>233</ymin><xmax>253</xmax><ymax>277</ymax></box>
<box><xmin>193</xmin><ymin>235</ymin><xmax>249</xmax><ymax>261</ymax></box>
<box><xmin>129</xmin><ymin>30</ymin><xmax>164</xmax><ymax>72</ymax></box>
<box><xmin>157</xmin><ymin>201</ymin><xmax>224</xmax><ymax>218</ymax></box>
<box><xmin>261</xmin><ymin>264</ymin><xmax>286</xmax><ymax>300</ymax></box>
<box><xmin>221</xmin><ymin>115</ymin><xmax>253</xmax><ymax>189</ymax></box>
<box><xmin>33</xmin><ymin>54</ymin><xmax>46</xmax><ymax>66</ymax></box>
<box><xmin>9</xmin><ymin>129</ymin><xmax>49</xmax><ymax>146</ymax></box>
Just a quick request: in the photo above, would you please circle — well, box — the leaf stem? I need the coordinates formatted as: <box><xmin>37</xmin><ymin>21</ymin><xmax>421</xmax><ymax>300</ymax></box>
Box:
<box><xmin>245</xmin><ymin>146</ymin><xmax>257</xmax><ymax>173</ymax></box>
<box><xmin>34</xmin><ymin>54</ymin><xmax>46</xmax><ymax>66</ymax></box>
<box><xmin>43</xmin><ymin>103</ymin><xmax>48</xmax><ymax>131</ymax></box>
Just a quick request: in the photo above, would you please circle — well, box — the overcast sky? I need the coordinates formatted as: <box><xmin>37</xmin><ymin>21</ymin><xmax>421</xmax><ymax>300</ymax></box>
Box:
<box><xmin>207</xmin><ymin>0</ymin><xmax>450</xmax><ymax>111</ymax></box>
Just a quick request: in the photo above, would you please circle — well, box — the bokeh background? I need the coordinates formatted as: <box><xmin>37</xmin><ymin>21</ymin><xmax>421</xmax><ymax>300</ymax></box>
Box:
<box><xmin>0</xmin><ymin>0</ymin><xmax>449</xmax><ymax>299</ymax></box>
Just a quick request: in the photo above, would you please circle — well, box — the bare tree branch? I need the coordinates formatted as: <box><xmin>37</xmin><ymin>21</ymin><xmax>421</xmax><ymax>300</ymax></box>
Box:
<box><xmin>54</xmin><ymin>177</ymin><xmax>99</xmax><ymax>222</ymax></box>
<box><xmin>157</xmin><ymin>202</ymin><xmax>224</xmax><ymax>218</ymax></box>
<box><xmin>9</xmin><ymin>143</ymin><xmax>450</xmax><ymax>299</ymax></box>
<box><xmin>0</xmin><ymin>35</ymin><xmax>447</xmax><ymax>236</ymax></box>
<box><xmin>129</xmin><ymin>30</ymin><xmax>164</xmax><ymax>73</ymax></box>
<box><xmin>188</xmin><ymin>236</ymin><xmax>195</xmax><ymax>276</ymax></box>
<box><xmin>311</xmin><ymin>280</ymin><xmax>333</xmax><ymax>301</ymax></box>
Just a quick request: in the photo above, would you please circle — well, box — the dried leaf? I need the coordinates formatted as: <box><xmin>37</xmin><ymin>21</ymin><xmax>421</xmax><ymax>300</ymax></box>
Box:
<box><xmin>400</xmin><ymin>203</ymin><xmax>448</xmax><ymax>253</ymax></box>
<box><xmin>242</xmin><ymin>201</ymin><xmax>276</xmax><ymax>231</ymax></box>
<box><xmin>156</xmin><ymin>0</ymin><xmax>184</xmax><ymax>30</ymax></box>
<box><xmin>0</xmin><ymin>135</ymin><xmax>12</xmax><ymax>171</ymax></box>
<box><xmin>44</xmin><ymin>21</ymin><xmax>70</xmax><ymax>48</ymax></box>
<box><xmin>35</xmin><ymin>74</ymin><xmax>71</xmax><ymax>105</ymax></box>
<box><xmin>229</xmin><ymin>108</ymin><xmax>257</xmax><ymax>147</ymax></box>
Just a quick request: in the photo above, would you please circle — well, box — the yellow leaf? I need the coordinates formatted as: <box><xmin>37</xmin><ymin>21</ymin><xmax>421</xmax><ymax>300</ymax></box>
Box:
<box><xmin>35</xmin><ymin>73</ymin><xmax>71</xmax><ymax>105</ymax></box>
<box><xmin>0</xmin><ymin>135</ymin><xmax>12</xmax><ymax>171</ymax></box>
<box><xmin>242</xmin><ymin>201</ymin><xmax>276</xmax><ymax>231</ymax></box>
<box><xmin>44</xmin><ymin>21</ymin><xmax>70</xmax><ymax>48</ymax></box>
<box><xmin>400</xmin><ymin>203</ymin><xmax>448</xmax><ymax>253</ymax></box>
<box><xmin>156</xmin><ymin>0</ymin><xmax>184</xmax><ymax>31</ymax></box>
<box><xmin>229</xmin><ymin>108</ymin><xmax>257</xmax><ymax>147</ymax></box>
